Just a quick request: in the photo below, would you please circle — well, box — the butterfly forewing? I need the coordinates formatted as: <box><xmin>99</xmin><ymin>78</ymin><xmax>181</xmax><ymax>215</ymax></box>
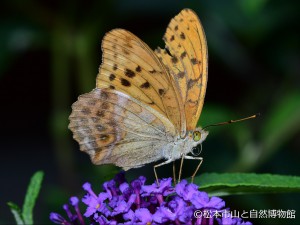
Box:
<box><xmin>97</xmin><ymin>29</ymin><xmax>186</xmax><ymax>136</ymax></box>
<box><xmin>69</xmin><ymin>89</ymin><xmax>176</xmax><ymax>170</ymax></box>
<box><xmin>155</xmin><ymin>9</ymin><xmax>208</xmax><ymax>131</ymax></box>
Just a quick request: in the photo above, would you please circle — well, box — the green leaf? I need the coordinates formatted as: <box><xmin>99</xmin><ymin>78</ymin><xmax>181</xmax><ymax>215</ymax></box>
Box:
<box><xmin>7</xmin><ymin>202</ymin><xmax>24</xmax><ymax>225</ymax></box>
<box><xmin>194</xmin><ymin>173</ymin><xmax>300</xmax><ymax>196</ymax></box>
<box><xmin>22</xmin><ymin>171</ymin><xmax>44</xmax><ymax>224</ymax></box>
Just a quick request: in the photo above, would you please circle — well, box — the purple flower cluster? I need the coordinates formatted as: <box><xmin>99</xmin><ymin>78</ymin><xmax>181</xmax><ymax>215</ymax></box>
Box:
<box><xmin>50</xmin><ymin>172</ymin><xmax>252</xmax><ymax>225</ymax></box>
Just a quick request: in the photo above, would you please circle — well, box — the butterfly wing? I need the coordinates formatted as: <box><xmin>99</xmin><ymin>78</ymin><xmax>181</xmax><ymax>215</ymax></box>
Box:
<box><xmin>69</xmin><ymin>88</ymin><xmax>176</xmax><ymax>170</ymax></box>
<box><xmin>96</xmin><ymin>29</ymin><xmax>186</xmax><ymax>136</ymax></box>
<box><xmin>155</xmin><ymin>9</ymin><xmax>208</xmax><ymax>131</ymax></box>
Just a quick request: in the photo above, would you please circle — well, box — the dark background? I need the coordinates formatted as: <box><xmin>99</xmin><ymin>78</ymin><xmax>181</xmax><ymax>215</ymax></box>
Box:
<box><xmin>1</xmin><ymin>0</ymin><xmax>300</xmax><ymax>224</ymax></box>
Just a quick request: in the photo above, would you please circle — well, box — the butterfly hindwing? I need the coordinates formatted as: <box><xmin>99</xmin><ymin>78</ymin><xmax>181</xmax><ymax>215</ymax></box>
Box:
<box><xmin>69</xmin><ymin>89</ymin><xmax>176</xmax><ymax>170</ymax></box>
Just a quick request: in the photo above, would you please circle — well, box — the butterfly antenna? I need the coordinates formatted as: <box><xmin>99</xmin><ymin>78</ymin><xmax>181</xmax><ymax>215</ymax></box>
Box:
<box><xmin>202</xmin><ymin>113</ymin><xmax>260</xmax><ymax>130</ymax></box>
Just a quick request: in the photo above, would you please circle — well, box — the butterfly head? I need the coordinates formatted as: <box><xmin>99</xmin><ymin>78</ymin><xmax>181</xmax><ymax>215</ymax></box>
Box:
<box><xmin>188</xmin><ymin>128</ymin><xmax>209</xmax><ymax>145</ymax></box>
<box><xmin>185</xmin><ymin>128</ymin><xmax>208</xmax><ymax>156</ymax></box>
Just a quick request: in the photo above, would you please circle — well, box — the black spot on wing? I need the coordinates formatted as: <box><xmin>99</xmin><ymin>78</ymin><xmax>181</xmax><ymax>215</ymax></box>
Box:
<box><xmin>149</xmin><ymin>69</ymin><xmax>156</xmax><ymax>74</ymax></box>
<box><xmin>136</xmin><ymin>65</ymin><xmax>142</xmax><ymax>72</ymax></box>
<box><xmin>177</xmin><ymin>72</ymin><xmax>185</xmax><ymax>78</ymax></box>
<box><xmin>159</xmin><ymin>89</ymin><xmax>165</xmax><ymax>96</ymax></box>
<box><xmin>191</xmin><ymin>58</ymin><xmax>199</xmax><ymax>65</ymax></box>
<box><xmin>113</xmin><ymin>64</ymin><xmax>118</xmax><ymax>71</ymax></box>
<box><xmin>140</xmin><ymin>82</ymin><xmax>150</xmax><ymax>89</ymax></box>
<box><xmin>124</xmin><ymin>68</ymin><xmax>135</xmax><ymax>78</ymax></box>
<box><xmin>171</xmin><ymin>56</ymin><xmax>178</xmax><ymax>64</ymax></box>
<box><xmin>180</xmin><ymin>32</ymin><xmax>186</xmax><ymax>40</ymax></box>
<box><xmin>109</xmin><ymin>74</ymin><xmax>116</xmax><ymax>81</ymax></box>
<box><xmin>121</xmin><ymin>78</ymin><xmax>131</xmax><ymax>86</ymax></box>
<box><xmin>180</xmin><ymin>52</ymin><xmax>187</xmax><ymax>59</ymax></box>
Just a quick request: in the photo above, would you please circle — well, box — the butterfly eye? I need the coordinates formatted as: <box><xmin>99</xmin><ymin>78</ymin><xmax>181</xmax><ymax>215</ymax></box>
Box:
<box><xmin>193</xmin><ymin>131</ymin><xmax>201</xmax><ymax>142</ymax></box>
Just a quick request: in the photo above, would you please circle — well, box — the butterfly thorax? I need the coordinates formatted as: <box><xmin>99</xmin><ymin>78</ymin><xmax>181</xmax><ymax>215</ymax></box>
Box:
<box><xmin>162</xmin><ymin>128</ymin><xmax>209</xmax><ymax>161</ymax></box>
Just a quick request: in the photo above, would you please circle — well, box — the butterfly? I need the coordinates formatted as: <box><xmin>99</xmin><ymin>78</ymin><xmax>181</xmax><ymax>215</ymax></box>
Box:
<box><xmin>69</xmin><ymin>8</ymin><xmax>208</xmax><ymax>182</ymax></box>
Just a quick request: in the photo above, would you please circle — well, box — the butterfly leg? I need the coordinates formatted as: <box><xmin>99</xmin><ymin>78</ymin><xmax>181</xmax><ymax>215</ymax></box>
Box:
<box><xmin>154</xmin><ymin>159</ymin><xmax>173</xmax><ymax>185</ymax></box>
<box><xmin>178</xmin><ymin>154</ymin><xmax>185</xmax><ymax>183</ymax></box>
<box><xmin>184</xmin><ymin>155</ymin><xmax>203</xmax><ymax>183</ymax></box>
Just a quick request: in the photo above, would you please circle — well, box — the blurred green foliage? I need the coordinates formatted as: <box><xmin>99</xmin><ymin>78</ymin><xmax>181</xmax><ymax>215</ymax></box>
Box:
<box><xmin>1</xmin><ymin>0</ymin><xmax>299</xmax><ymax>224</ymax></box>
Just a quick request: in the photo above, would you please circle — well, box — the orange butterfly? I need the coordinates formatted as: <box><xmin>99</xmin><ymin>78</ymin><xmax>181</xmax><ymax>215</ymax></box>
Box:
<box><xmin>69</xmin><ymin>9</ymin><xmax>208</xmax><ymax>182</ymax></box>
